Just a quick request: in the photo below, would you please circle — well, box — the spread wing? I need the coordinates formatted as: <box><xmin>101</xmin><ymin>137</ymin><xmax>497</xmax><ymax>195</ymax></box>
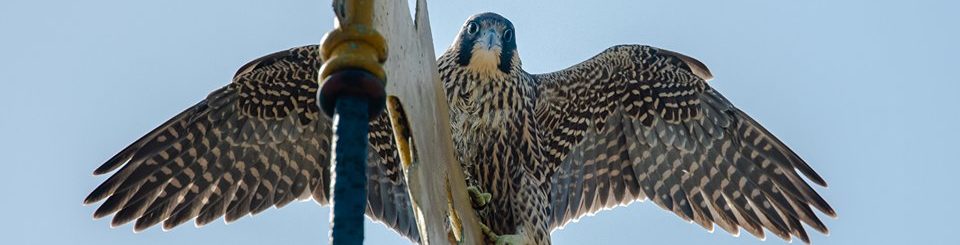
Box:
<box><xmin>84</xmin><ymin>45</ymin><xmax>418</xmax><ymax>242</ymax></box>
<box><xmin>534</xmin><ymin>45</ymin><xmax>835</xmax><ymax>243</ymax></box>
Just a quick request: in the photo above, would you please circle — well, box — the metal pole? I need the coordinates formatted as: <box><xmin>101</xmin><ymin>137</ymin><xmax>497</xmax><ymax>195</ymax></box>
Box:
<box><xmin>319</xmin><ymin>68</ymin><xmax>385</xmax><ymax>245</ymax></box>
<box><xmin>318</xmin><ymin>0</ymin><xmax>388</xmax><ymax>244</ymax></box>
<box><xmin>329</xmin><ymin>95</ymin><xmax>370</xmax><ymax>245</ymax></box>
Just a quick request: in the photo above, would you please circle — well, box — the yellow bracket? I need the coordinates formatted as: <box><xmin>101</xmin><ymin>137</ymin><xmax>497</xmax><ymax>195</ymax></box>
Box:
<box><xmin>319</xmin><ymin>0</ymin><xmax>388</xmax><ymax>82</ymax></box>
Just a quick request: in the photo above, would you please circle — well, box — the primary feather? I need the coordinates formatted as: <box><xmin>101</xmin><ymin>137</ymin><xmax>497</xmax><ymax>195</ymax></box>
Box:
<box><xmin>85</xmin><ymin>45</ymin><xmax>420</xmax><ymax>242</ymax></box>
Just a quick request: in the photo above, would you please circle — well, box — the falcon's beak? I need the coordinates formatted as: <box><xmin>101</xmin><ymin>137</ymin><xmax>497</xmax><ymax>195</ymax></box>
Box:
<box><xmin>477</xmin><ymin>29</ymin><xmax>502</xmax><ymax>51</ymax></box>
<box><xmin>466</xmin><ymin>28</ymin><xmax>505</xmax><ymax>74</ymax></box>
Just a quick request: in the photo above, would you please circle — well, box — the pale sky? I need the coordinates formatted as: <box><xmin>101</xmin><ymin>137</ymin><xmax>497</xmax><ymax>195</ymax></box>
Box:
<box><xmin>1</xmin><ymin>0</ymin><xmax>957</xmax><ymax>244</ymax></box>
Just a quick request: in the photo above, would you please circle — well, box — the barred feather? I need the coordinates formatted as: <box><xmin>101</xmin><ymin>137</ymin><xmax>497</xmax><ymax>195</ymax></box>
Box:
<box><xmin>535</xmin><ymin>45</ymin><xmax>834</xmax><ymax>243</ymax></box>
<box><xmin>85</xmin><ymin>45</ymin><xmax>419</xmax><ymax>242</ymax></box>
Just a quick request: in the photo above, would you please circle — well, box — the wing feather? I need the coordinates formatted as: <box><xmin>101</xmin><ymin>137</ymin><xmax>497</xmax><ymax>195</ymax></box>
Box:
<box><xmin>86</xmin><ymin>45</ymin><xmax>419</xmax><ymax>242</ymax></box>
<box><xmin>535</xmin><ymin>44</ymin><xmax>833</xmax><ymax>243</ymax></box>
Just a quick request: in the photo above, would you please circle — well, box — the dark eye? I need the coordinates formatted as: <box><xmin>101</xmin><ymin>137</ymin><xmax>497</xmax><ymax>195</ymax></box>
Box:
<box><xmin>466</xmin><ymin>22</ymin><xmax>479</xmax><ymax>35</ymax></box>
<box><xmin>503</xmin><ymin>29</ymin><xmax>513</xmax><ymax>41</ymax></box>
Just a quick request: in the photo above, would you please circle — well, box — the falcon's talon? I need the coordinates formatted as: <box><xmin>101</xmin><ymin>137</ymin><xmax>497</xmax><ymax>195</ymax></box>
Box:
<box><xmin>478</xmin><ymin>222</ymin><xmax>523</xmax><ymax>245</ymax></box>
<box><xmin>495</xmin><ymin>234</ymin><xmax>525</xmax><ymax>245</ymax></box>
<box><xmin>466</xmin><ymin>185</ymin><xmax>492</xmax><ymax>208</ymax></box>
<box><xmin>479</xmin><ymin>222</ymin><xmax>498</xmax><ymax>240</ymax></box>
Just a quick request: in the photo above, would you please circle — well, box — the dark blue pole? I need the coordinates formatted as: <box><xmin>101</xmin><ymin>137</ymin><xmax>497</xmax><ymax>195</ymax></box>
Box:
<box><xmin>318</xmin><ymin>0</ymin><xmax>388</xmax><ymax>242</ymax></box>
<box><xmin>319</xmin><ymin>69</ymin><xmax>386</xmax><ymax>245</ymax></box>
<box><xmin>317</xmin><ymin>3</ymin><xmax>387</xmax><ymax>245</ymax></box>
<box><xmin>330</xmin><ymin>95</ymin><xmax>369</xmax><ymax>245</ymax></box>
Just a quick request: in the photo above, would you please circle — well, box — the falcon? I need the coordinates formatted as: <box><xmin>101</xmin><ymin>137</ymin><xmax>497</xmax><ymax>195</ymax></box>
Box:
<box><xmin>85</xmin><ymin>12</ymin><xmax>834</xmax><ymax>244</ymax></box>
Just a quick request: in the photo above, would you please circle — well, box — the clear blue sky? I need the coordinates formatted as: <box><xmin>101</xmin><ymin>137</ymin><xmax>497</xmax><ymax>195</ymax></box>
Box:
<box><xmin>1</xmin><ymin>0</ymin><xmax>957</xmax><ymax>244</ymax></box>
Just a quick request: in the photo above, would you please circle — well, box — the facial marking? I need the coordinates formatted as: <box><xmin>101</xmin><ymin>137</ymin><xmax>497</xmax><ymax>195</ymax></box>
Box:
<box><xmin>455</xmin><ymin>12</ymin><xmax>518</xmax><ymax>74</ymax></box>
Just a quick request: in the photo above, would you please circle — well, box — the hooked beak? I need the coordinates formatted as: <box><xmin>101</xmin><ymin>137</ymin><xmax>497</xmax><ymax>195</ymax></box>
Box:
<box><xmin>478</xmin><ymin>29</ymin><xmax>502</xmax><ymax>50</ymax></box>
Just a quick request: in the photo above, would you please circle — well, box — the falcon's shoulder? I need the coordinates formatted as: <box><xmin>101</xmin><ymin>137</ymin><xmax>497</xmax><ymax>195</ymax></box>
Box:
<box><xmin>84</xmin><ymin>45</ymin><xmax>419</xmax><ymax>242</ymax></box>
<box><xmin>533</xmin><ymin>44</ymin><xmax>833</xmax><ymax>243</ymax></box>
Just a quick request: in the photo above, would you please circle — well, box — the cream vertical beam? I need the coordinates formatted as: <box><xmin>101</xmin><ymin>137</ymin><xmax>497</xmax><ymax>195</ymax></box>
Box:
<box><xmin>371</xmin><ymin>0</ymin><xmax>484</xmax><ymax>244</ymax></box>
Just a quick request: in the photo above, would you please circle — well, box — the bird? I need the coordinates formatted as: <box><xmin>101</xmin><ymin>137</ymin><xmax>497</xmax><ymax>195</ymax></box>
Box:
<box><xmin>85</xmin><ymin>12</ymin><xmax>835</xmax><ymax>244</ymax></box>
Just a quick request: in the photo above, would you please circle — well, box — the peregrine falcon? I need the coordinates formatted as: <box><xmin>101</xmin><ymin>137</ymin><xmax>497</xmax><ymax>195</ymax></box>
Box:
<box><xmin>86</xmin><ymin>12</ymin><xmax>834</xmax><ymax>244</ymax></box>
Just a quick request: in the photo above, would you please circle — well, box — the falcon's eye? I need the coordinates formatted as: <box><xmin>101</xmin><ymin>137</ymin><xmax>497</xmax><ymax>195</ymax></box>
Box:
<box><xmin>466</xmin><ymin>22</ymin><xmax>479</xmax><ymax>35</ymax></box>
<box><xmin>503</xmin><ymin>29</ymin><xmax>513</xmax><ymax>42</ymax></box>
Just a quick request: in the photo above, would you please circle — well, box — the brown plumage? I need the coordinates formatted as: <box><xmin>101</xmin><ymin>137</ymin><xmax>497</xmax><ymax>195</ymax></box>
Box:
<box><xmin>83</xmin><ymin>46</ymin><xmax>420</xmax><ymax>241</ymax></box>
<box><xmin>86</xmin><ymin>12</ymin><xmax>834</xmax><ymax>245</ymax></box>
<box><xmin>440</xmin><ymin>13</ymin><xmax>834</xmax><ymax>244</ymax></box>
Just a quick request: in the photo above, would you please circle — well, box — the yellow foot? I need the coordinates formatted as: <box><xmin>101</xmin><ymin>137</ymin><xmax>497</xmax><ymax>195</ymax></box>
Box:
<box><xmin>479</xmin><ymin>223</ymin><xmax>525</xmax><ymax>245</ymax></box>
<box><xmin>495</xmin><ymin>234</ymin><xmax>525</xmax><ymax>245</ymax></box>
<box><xmin>466</xmin><ymin>185</ymin><xmax>492</xmax><ymax>208</ymax></box>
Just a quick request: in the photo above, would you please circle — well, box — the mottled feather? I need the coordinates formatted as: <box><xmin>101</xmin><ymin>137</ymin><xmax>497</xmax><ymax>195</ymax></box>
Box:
<box><xmin>85</xmin><ymin>45</ymin><xmax>419</xmax><ymax>242</ymax></box>
<box><xmin>534</xmin><ymin>45</ymin><xmax>834</xmax><ymax>243</ymax></box>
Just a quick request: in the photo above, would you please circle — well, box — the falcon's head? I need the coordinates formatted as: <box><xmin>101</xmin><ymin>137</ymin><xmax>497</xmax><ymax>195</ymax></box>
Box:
<box><xmin>454</xmin><ymin>12</ymin><xmax>519</xmax><ymax>75</ymax></box>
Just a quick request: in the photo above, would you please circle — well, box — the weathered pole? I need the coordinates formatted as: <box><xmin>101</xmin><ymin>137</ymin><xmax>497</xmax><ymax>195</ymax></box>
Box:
<box><xmin>372</xmin><ymin>0</ymin><xmax>485</xmax><ymax>244</ymax></box>
<box><xmin>319</xmin><ymin>0</ymin><xmax>484</xmax><ymax>244</ymax></box>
